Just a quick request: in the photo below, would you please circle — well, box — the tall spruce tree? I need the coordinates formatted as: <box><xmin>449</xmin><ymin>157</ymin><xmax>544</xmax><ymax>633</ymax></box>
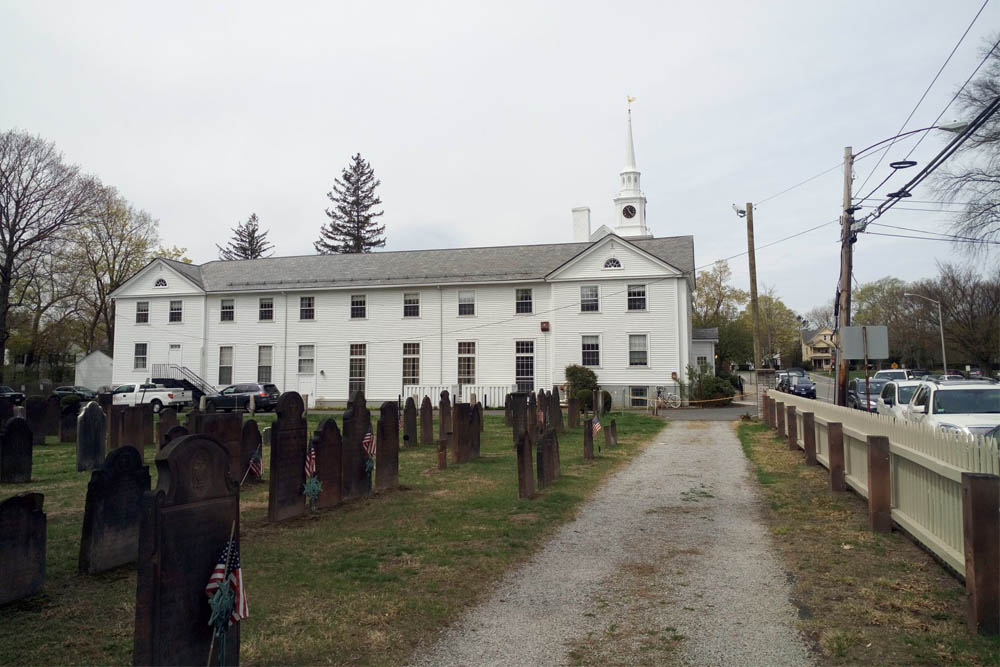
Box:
<box><xmin>315</xmin><ymin>153</ymin><xmax>386</xmax><ymax>254</ymax></box>
<box><xmin>216</xmin><ymin>213</ymin><xmax>274</xmax><ymax>260</ymax></box>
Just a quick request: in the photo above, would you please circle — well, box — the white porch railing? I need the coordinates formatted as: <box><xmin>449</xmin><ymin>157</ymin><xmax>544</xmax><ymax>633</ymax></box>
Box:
<box><xmin>401</xmin><ymin>384</ymin><xmax>516</xmax><ymax>408</ymax></box>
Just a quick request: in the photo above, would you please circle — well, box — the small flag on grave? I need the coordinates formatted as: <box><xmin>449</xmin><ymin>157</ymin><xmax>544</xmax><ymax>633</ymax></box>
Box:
<box><xmin>593</xmin><ymin>418</ymin><xmax>602</xmax><ymax>435</ymax></box>
<box><xmin>249</xmin><ymin>445</ymin><xmax>263</xmax><ymax>479</ymax></box>
<box><xmin>304</xmin><ymin>444</ymin><xmax>316</xmax><ymax>478</ymax></box>
<box><xmin>302</xmin><ymin>443</ymin><xmax>321</xmax><ymax>511</ymax></box>
<box><xmin>205</xmin><ymin>533</ymin><xmax>248</xmax><ymax>666</ymax></box>
<box><xmin>362</xmin><ymin>427</ymin><xmax>376</xmax><ymax>496</ymax></box>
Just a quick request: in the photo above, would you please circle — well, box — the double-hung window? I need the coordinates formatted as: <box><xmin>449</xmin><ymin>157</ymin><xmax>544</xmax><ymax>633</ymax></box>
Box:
<box><xmin>220</xmin><ymin>299</ymin><xmax>234</xmax><ymax>322</ymax></box>
<box><xmin>135</xmin><ymin>301</ymin><xmax>149</xmax><ymax>324</ymax></box>
<box><xmin>403</xmin><ymin>292</ymin><xmax>420</xmax><ymax>318</ymax></box>
<box><xmin>257</xmin><ymin>346</ymin><xmax>273</xmax><ymax>383</ymax></box>
<box><xmin>627</xmin><ymin>285</ymin><xmax>646</xmax><ymax>311</ymax></box>
<box><xmin>349</xmin><ymin>344</ymin><xmax>366</xmax><ymax>396</ymax></box>
<box><xmin>580</xmin><ymin>286</ymin><xmax>599</xmax><ymax>312</ymax></box>
<box><xmin>629</xmin><ymin>334</ymin><xmax>648</xmax><ymax>367</ymax></box>
<box><xmin>515</xmin><ymin>341</ymin><xmax>534</xmax><ymax>393</ymax></box>
<box><xmin>351</xmin><ymin>295</ymin><xmax>366</xmax><ymax>319</ymax></box>
<box><xmin>133</xmin><ymin>343</ymin><xmax>148</xmax><ymax>370</ymax></box>
<box><xmin>581</xmin><ymin>335</ymin><xmax>600</xmax><ymax>367</ymax></box>
<box><xmin>300</xmin><ymin>296</ymin><xmax>315</xmax><ymax>320</ymax></box>
<box><xmin>402</xmin><ymin>343</ymin><xmax>420</xmax><ymax>385</ymax></box>
<box><xmin>458</xmin><ymin>290</ymin><xmax>475</xmax><ymax>316</ymax></box>
<box><xmin>298</xmin><ymin>345</ymin><xmax>315</xmax><ymax>374</ymax></box>
<box><xmin>259</xmin><ymin>297</ymin><xmax>274</xmax><ymax>321</ymax></box>
<box><xmin>168</xmin><ymin>300</ymin><xmax>183</xmax><ymax>323</ymax></box>
<box><xmin>458</xmin><ymin>342</ymin><xmax>476</xmax><ymax>385</ymax></box>
<box><xmin>218</xmin><ymin>346</ymin><xmax>233</xmax><ymax>385</ymax></box>
<box><xmin>515</xmin><ymin>288</ymin><xmax>533</xmax><ymax>314</ymax></box>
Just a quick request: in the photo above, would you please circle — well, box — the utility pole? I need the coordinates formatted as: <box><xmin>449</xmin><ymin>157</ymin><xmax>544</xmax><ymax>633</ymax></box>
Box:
<box><xmin>835</xmin><ymin>146</ymin><xmax>854</xmax><ymax>406</ymax></box>
<box><xmin>746</xmin><ymin>202</ymin><xmax>762</xmax><ymax>376</ymax></box>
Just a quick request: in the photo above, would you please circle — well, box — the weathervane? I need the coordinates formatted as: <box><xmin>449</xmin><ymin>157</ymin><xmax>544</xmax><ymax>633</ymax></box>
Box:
<box><xmin>626</xmin><ymin>95</ymin><xmax>636</xmax><ymax>112</ymax></box>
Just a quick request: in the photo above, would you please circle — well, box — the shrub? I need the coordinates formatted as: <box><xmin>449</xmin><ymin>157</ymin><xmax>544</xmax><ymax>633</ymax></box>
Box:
<box><xmin>566</xmin><ymin>364</ymin><xmax>600</xmax><ymax>410</ymax></box>
<box><xmin>685</xmin><ymin>365</ymin><xmax>735</xmax><ymax>407</ymax></box>
<box><xmin>575</xmin><ymin>389</ymin><xmax>593</xmax><ymax>411</ymax></box>
<box><xmin>59</xmin><ymin>393</ymin><xmax>82</xmax><ymax>412</ymax></box>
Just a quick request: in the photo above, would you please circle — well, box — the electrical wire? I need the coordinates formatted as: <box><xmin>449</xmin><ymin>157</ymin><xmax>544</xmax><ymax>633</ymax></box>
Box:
<box><xmin>868</xmin><ymin>220</ymin><xmax>986</xmax><ymax>242</ymax></box>
<box><xmin>862</xmin><ymin>230</ymin><xmax>1000</xmax><ymax>244</ymax></box>
<box><xmin>754</xmin><ymin>162</ymin><xmax>843</xmax><ymax>207</ymax></box>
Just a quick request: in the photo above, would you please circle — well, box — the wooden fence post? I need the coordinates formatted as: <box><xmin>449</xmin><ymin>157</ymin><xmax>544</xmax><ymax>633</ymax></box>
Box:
<box><xmin>776</xmin><ymin>402</ymin><xmax>785</xmax><ymax>436</ymax></box>
<box><xmin>786</xmin><ymin>405</ymin><xmax>797</xmax><ymax>451</ymax></box>
<box><xmin>771</xmin><ymin>397</ymin><xmax>778</xmax><ymax>430</ymax></box>
<box><xmin>802</xmin><ymin>412</ymin><xmax>816</xmax><ymax>465</ymax></box>
<box><xmin>828</xmin><ymin>422</ymin><xmax>845</xmax><ymax>492</ymax></box>
<box><xmin>867</xmin><ymin>435</ymin><xmax>891</xmax><ymax>532</ymax></box>
<box><xmin>764</xmin><ymin>395</ymin><xmax>772</xmax><ymax>427</ymax></box>
<box><xmin>962</xmin><ymin>473</ymin><xmax>999</xmax><ymax>635</ymax></box>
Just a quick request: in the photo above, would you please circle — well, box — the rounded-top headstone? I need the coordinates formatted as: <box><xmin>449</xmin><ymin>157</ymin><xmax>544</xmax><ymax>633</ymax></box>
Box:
<box><xmin>276</xmin><ymin>391</ymin><xmax>305</xmax><ymax>421</ymax></box>
<box><xmin>156</xmin><ymin>434</ymin><xmax>236</xmax><ymax>505</ymax></box>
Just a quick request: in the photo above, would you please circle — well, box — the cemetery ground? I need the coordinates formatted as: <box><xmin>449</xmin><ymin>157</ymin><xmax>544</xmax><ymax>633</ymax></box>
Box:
<box><xmin>737</xmin><ymin>421</ymin><xmax>1000</xmax><ymax>666</ymax></box>
<box><xmin>0</xmin><ymin>410</ymin><xmax>663</xmax><ymax>666</ymax></box>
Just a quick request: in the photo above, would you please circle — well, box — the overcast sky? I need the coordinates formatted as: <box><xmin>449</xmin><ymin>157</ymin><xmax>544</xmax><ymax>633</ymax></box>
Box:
<box><xmin>2</xmin><ymin>1</ymin><xmax>997</xmax><ymax>314</ymax></box>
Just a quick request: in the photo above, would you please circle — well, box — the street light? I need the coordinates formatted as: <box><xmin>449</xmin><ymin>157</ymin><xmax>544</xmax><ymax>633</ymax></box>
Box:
<box><xmin>904</xmin><ymin>293</ymin><xmax>947</xmax><ymax>375</ymax></box>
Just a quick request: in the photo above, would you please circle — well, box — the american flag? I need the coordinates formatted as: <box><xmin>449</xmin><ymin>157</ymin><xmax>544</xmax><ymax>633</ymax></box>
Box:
<box><xmin>593</xmin><ymin>418</ymin><xmax>602</xmax><ymax>435</ymax></box>
<box><xmin>204</xmin><ymin>540</ymin><xmax>248</xmax><ymax>625</ymax></box>
<box><xmin>362</xmin><ymin>428</ymin><xmax>376</xmax><ymax>459</ymax></box>
<box><xmin>249</xmin><ymin>445</ymin><xmax>263</xmax><ymax>479</ymax></box>
<box><xmin>304</xmin><ymin>444</ymin><xmax>316</xmax><ymax>478</ymax></box>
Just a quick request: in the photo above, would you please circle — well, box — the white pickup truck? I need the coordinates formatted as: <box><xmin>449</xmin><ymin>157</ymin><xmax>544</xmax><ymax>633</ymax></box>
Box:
<box><xmin>111</xmin><ymin>383</ymin><xmax>193</xmax><ymax>413</ymax></box>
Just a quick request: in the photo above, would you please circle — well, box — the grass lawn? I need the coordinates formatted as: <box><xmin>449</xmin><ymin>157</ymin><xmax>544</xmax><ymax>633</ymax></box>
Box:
<box><xmin>736</xmin><ymin>421</ymin><xmax>1000</xmax><ymax>666</ymax></box>
<box><xmin>0</xmin><ymin>410</ymin><xmax>665</xmax><ymax>666</ymax></box>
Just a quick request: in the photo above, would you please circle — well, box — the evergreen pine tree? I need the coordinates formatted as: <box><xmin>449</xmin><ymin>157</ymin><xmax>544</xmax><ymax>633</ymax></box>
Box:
<box><xmin>216</xmin><ymin>213</ymin><xmax>275</xmax><ymax>260</ymax></box>
<box><xmin>315</xmin><ymin>153</ymin><xmax>386</xmax><ymax>254</ymax></box>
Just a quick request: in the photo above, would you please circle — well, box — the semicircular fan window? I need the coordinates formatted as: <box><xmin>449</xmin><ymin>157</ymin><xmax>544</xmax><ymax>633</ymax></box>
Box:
<box><xmin>604</xmin><ymin>258</ymin><xmax>622</xmax><ymax>269</ymax></box>
<box><xmin>154</xmin><ymin>278</ymin><xmax>167</xmax><ymax>287</ymax></box>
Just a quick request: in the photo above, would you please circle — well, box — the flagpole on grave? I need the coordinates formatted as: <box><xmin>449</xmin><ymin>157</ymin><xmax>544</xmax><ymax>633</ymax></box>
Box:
<box><xmin>207</xmin><ymin>519</ymin><xmax>237</xmax><ymax>667</ymax></box>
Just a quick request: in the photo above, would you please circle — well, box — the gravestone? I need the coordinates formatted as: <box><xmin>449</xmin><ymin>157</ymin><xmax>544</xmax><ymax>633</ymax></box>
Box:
<box><xmin>504</xmin><ymin>394</ymin><xmax>512</xmax><ymax>427</ymax></box>
<box><xmin>469</xmin><ymin>392</ymin><xmax>477</xmax><ymax>407</ymax></box>
<box><xmin>78</xmin><ymin>446</ymin><xmax>151</xmax><ymax>574</ymax></box>
<box><xmin>470</xmin><ymin>403</ymin><xmax>482</xmax><ymax>458</ymax></box>
<box><xmin>436</xmin><ymin>439</ymin><xmax>447</xmax><ymax>470</ymax></box>
<box><xmin>13</xmin><ymin>406</ymin><xmax>24</xmax><ymax>418</ymax></box>
<box><xmin>121</xmin><ymin>406</ymin><xmax>146</xmax><ymax>461</ymax></box>
<box><xmin>527</xmin><ymin>392</ymin><xmax>537</xmax><ymax>438</ymax></box>
<box><xmin>133</xmin><ymin>434</ymin><xmax>240</xmax><ymax>666</ymax></box>
<box><xmin>186</xmin><ymin>403</ymin><xmax>203</xmax><ymax>433</ymax></box>
<box><xmin>267</xmin><ymin>392</ymin><xmax>307</xmax><ymax>522</ymax></box>
<box><xmin>163</xmin><ymin>425</ymin><xmax>189</xmax><ymax>449</ymax></box>
<box><xmin>108</xmin><ymin>405</ymin><xmax>126</xmax><ymax>450</ymax></box>
<box><xmin>0</xmin><ymin>493</ymin><xmax>46</xmax><ymax>606</ymax></box>
<box><xmin>77</xmin><ymin>402</ymin><xmax>106</xmax><ymax>472</ymax></box>
<box><xmin>451</xmin><ymin>403</ymin><xmax>472</xmax><ymax>464</ymax></box>
<box><xmin>44</xmin><ymin>395</ymin><xmax>61</xmax><ymax>438</ymax></box>
<box><xmin>1</xmin><ymin>417</ymin><xmax>33</xmax><ymax>483</ymax></box>
<box><xmin>568</xmin><ymin>397</ymin><xmax>580</xmax><ymax>429</ymax></box>
<box><xmin>155</xmin><ymin>408</ymin><xmax>178</xmax><ymax>452</ymax></box>
<box><xmin>240</xmin><ymin>420</ymin><xmax>263</xmax><ymax>484</ymax></box>
<box><xmin>592</xmin><ymin>389</ymin><xmax>601</xmax><ymax>417</ymax></box>
<box><xmin>376</xmin><ymin>402</ymin><xmax>399</xmax><ymax>491</ymax></box>
<box><xmin>551</xmin><ymin>386</ymin><xmax>565</xmax><ymax>434</ymax></box>
<box><xmin>438</xmin><ymin>391</ymin><xmax>452</xmax><ymax>442</ymax></box>
<box><xmin>312</xmin><ymin>418</ymin><xmax>342</xmax><ymax>509</ymax></box>
<box><xmin>97</xmin><ymin>392</ymin><xmax>112</xmax><ymax>421</ymax></box>
<box><xmin>25</xmin><ymin>396</ymin><xmax>45</xmax><ymax>446</ymax></box>
<box><xmin>609</xmin><ymin>419</ymin><xmax>618</xmax><ymax>448</ymax></box>
<box><xmin>536</xmin><ymin>428</ymin><xmax>557</xmax><ymax>488</ymax></box>
<box><xmin>510</xmin><ymin>393</ymin><xmax>534</xmax><ymax>499</ymax></box>
<box><xmin>583</xmin><ymin>417</ymin><xmax>594</xmax><ymax>460</ymax></box>
<box><xmin>342</xmin><ymin>391</ymin><xmax>373</xmax><ymax>500</ymax></box>
<box><xmin>200</xmin><ymin>412</ymin><xmax>242</xmax><ymax>480</ymax></box>
<box><xmin>604</xmin><ymin>418</ymin><xmax>616</xmax><ymax>449</ymax></box>
<box><xmin>536</xmin><ymin>390</ymin><xmax>548</xmax><ymax>429</ymax></box>
<box><xmin>60</xmin><ymin>401</ymin><xmax>79</xmax><ymax>444</ymax></box>
<box><xmin>403</xmin><ymin>397</ymin><xmax>417</xmax><ymax>447</ymax></box>
<box><xmin>0</xmin><ymin>397</ymin><xmax>13</xmax><ymax>423</ymax></box>
<box><xmin>419</xmin><ymin>396</ymin><xmax>433</xmax><ymax>445</ymax></box>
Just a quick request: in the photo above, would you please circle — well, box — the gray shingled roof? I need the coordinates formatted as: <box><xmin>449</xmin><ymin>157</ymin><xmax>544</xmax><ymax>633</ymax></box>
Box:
<box><xmin>174</xmin><ymin>235</ymin><xmax>694</xmax><ymax>292</ymax></box>
<box><xmin>692</xmin><ymin>327</ymin><xmax>719</xmax><ymax>340</ymax></box>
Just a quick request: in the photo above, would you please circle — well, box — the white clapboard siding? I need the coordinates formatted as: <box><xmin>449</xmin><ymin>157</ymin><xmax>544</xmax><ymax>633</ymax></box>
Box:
<box><xmin>768</xmin><ymin>391</ymin><xmax>999</xmax><ymax>573</ymax></box>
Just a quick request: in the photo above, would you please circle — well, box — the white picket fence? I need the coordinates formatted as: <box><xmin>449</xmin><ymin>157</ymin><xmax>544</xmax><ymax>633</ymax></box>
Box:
<box><xmin>767</xmin><ymin>391</ymin><xmax>999</xmax><ymax>573</ymax></box>
<box><xmin>401</xmin><ymin>384</ymin><xmax>515</xmax><ymax>408</ymax></box>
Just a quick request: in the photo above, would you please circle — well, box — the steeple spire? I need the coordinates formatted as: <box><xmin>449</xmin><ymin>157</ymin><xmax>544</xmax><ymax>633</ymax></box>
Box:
<box><xmin>624</xmin><ymin>105</ymin><xmax>637</xmax><ymax>171</ymax></box>
<box><xmin>613</xmin><ymin>97</ymin><xmax>650</xmax><ymax>238</ymax></box>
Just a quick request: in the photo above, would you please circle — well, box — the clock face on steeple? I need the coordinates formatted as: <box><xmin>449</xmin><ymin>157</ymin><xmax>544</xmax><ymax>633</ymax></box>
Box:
<box><xmin>622</xmin><ymin>205</ymin><xmax>636</xmax><ymax>219</ymax></box>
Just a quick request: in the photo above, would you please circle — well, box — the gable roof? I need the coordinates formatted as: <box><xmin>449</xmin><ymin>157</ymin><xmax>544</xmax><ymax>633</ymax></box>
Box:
<box><xmin>119</xmin><ymin>236</ymin><xmax>695</xmax><ymax>294</ymax></box>
<box><xmin>692</xmin><ymin>327</ymin><xmax>719</xmax><ymax>341</ymax></box>
<box><xmin>803</xmin><ymin>327</ymin><xmax>834</xmax><ymax>344</ymax></box>
<box><xmin>545</xmin><ymin>233</ymin><xmax>687</xmax><ymax>280</ymax></box>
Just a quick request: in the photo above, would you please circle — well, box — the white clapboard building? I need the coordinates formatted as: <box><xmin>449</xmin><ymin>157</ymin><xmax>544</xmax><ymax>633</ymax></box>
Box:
<box><xmin>110</xmin><ymin>111</ymin><xmax>714</xmax><ymax>407</ymax></box>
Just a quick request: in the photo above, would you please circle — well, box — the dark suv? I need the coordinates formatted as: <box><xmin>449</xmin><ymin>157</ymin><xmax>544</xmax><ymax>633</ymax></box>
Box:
<box><xmin>847</xmin><ymin>378</ymin><xmax>888</xmax><ymax>412</ymax></box>
<box><xmin>205</xmin><ymin>383</ymin><xmax>280</xmax><ymax>412</ymax></box>
<box><xmin>54</xmin><ymin>385</ymin><xmax>97</xmax><ymax>400</ymax></box>
<box><xmin>0</xmin><ymin>386</ymin><xmax>24</xmax><ymax>405</ymax></box>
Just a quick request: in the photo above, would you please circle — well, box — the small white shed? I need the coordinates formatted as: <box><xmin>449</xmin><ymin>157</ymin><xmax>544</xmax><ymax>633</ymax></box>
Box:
<box><xmin>75</xmin><ymin>351</ymin><xmax>114</xmax><ymax>391</ymax></box>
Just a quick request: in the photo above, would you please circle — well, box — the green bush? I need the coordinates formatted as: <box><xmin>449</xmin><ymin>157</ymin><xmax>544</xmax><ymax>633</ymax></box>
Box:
<box><xmin>685</xmin><ymin>365</ymin><xmax>735</xmax><ymax>406</ymax></box>
<box><xmin>59</xmin><ymin>394</ymin><xmax>82</xmax><ymax>412</ymax></box>
<box><xmin>566</xmin><ymin>364</ymin><xmax>599</xmax><ymax>410</ymax></box>
<box><xmin>574</xmin><ymin>389</ymin><xmax>593</xmax><ymax>411</ymax></box>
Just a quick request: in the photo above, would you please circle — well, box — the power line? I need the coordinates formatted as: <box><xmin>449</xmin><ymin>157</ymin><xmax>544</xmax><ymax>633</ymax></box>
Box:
<box><xmin>693</xmin><ymin>218</ymin><xmax>839</xmax><ymax>271</ymax></box>
<box><xmin>862</xmin><ymin>230</ymin><xmax>1000</xmax><ymax>244</ymax></box>
<box><xmin>754</xmin><ymin>162</ymin><xmax>842</xmax><ymax>207</ymax></box>
<box><xmin>868</xmin><ymin>220</ymin><xmax>985</xmax><ymax>242</ymax></box>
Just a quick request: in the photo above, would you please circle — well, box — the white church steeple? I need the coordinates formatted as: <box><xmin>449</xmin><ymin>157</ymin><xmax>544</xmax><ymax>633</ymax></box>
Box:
<box><xmin>613</xmin><ymin>102</ymin><xmax>651</xmax><ymax>239</ymax></box>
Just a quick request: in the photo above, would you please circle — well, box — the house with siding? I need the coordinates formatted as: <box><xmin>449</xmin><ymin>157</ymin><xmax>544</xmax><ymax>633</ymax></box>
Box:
<box><xmin>109</xmin><ymin>111</ymin><xmax>712</xmax><ymax>407</ymax></box>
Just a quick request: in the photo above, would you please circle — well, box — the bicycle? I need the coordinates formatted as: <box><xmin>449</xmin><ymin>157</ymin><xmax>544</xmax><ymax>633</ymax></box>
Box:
<box><xmin>654</xmin><ymin>385</ymin><xmax>682</xmax><ymax>409</ymax></box>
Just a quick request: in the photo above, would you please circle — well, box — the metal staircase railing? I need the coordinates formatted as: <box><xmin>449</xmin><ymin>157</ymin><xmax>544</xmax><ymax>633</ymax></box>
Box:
<box><xmin>151</xmin><ymin>363</ymin><xmax>220</xmax><ymax>396</ymax></box>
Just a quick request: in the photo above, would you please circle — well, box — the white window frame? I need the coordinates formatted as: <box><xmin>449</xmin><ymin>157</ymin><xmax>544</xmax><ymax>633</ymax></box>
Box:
<box><xmin>458</xmin><ymin>290</ymin><xmax>476</xmax><ymax>317</ymax></box>
<box><xmin>580</xmin><ymin>285</ymin><xmax>600</xmax><ymax>313</ymax></box>
<box><xmin>298</xmin><ymin>344</ymin><xmax>315</xmax><ymax>374</ymax></box>
<box><xmin>402</xmin><ymin>342</ymin><xmax>420</xmax><ymax>386</ymax></box>
<box><xmin>135</xmin><ymin>301</ymin><xmax>149</xmax><ymax>324</ymax></box>
<box><xmin>458</xmin><ymin>341</ymin><xmax>476</xmax><ymax>385</ymax></box>
<box><xmin>133</xmin><ymin>342</ymin><xmax>148</xmax><ymax>370</ymax></box>
<box><xmin>628</xmin><ymin>333</ymin><xmax>649</xmax><ymax>367</ymax></box>
<box><xmin>257</xmin><ymin>345</ymin><xmax>273</xmax><ymax>384</ymax></box>
<box><xmin>627</xmin><ymin>284</ymin><xmax>647</xmax><ymax>312</ymax></box>
<box><xmin>349</xmin><ymin>343</ymin><xmax>366</xmax><ymax>396</ymax></box>
<box><xmin>259</xmin><ymin>297</ymin><xmax>274</xmax><ymax>321</ymax></box>
<box><xmin>220</xmin><ymin>298</ymin><xmax>235</xmax><ymax>322</ymax></box>
<box><xmin>515</xmin><ymin>288</ymin><xmax>533</xmax><ymax>315</ymax></box>
<box><xmin>403</xmin><ymin>292</ymin><xmax>420</xmax><ymax>318</ymax></box>
<box><xmin>154</xmin><ymin>278</ymin><xmax>167</xmax><ymax>288</ymax></box>
<box><xmin>603</xmin><ymin>257</ymin><xmax>623</xmax><ymax>270</ymax></box>
<box><xmin>168</xmin><ymin>300</ymin><xmax>183</xmax><ymax>323</ymax></box>
<box><xmin>629</xmin><ymin>386</ymin><xmax>648</xmax><ymax>408</ymax></box>
<box><xmin>515</xmin><ymin>340</ymin><xmax>534</xmax><ymax>393</ymax></box>
<box><xmin>300</xmin><ymin>296</ymin><xmax>315</xmax><ymax>321</ymax></box>
<box><xmin>696</xmin><ymin>355</ymin><xmax>708</xmax><ymax>369</ymax></box>
<box><xmin>581</xmin><ymin>334</ymin><xmax>601</xmax><ymax>368</ymax></box>
<box><xmin>218</xmin><ymin>346</ymin><xmax>234</xmax><ymax>385</ymax></box>
<box><xmin>350</xmin><ymin>294</ymin><xmax>366</xmax><ymax>319</ymax></box>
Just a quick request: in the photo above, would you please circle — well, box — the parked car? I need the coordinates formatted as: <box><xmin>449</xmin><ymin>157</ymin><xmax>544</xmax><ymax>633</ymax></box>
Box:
<box><xmin>968</xmin><ymin>367</ymin><xmax>982</xmax><ymax>378</ymax></box>
<box><xmin>784</xmin><ymin>367</ymin><xmax>808</xmax><ymax>377</ymax></box>
<box><xmin>847</xmin><ymin>378</ymin><xmax>888</xmax><ymax>412</ymax></box>
<box><xmin>204</xmin><ymin>383</ymin><xmax>281</xmax><ymax>413</ymax></box>
<box><xmin>903</xmin><ymin>380</ymin><xmax>1000</xmax><ymax>436</ymax></box>
<box><xmin>873</xmin><ymin>369</ymin><xmax>911</xmax><ymax>382</ymax></box>
<box><xmin>876</xmin><ymin>380</ymin><xmax>922</xmax><ymax>420</ymax></box>
<box><xmin>112</xmin><ymin>383</ymin><xmax>193</xmax><ymax>413</ymax></box>
<box><xmin>54</xmin><ymin>385</ymin><xmax>97</xmax><ymax>400</ymax></box>
<box><xmin>786</xmin><ymin>376</ymin><xmax>817</xmax><ymax>399</ymax></box>
<box><xmin>910</xmin><ymin>369</ymin><xmax>929</xmax><ymax>379</ymax></box>
<box><xmin>0</xmin><ymin>386</ymin><xmax>25</xmax><ymax>405</ymax></box>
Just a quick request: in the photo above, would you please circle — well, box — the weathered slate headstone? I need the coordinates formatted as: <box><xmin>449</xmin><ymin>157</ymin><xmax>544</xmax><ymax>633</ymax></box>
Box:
<box><xmin>133</xmin><ymin>434</ymin><xmax>240</xmax><ymax>666</ymax></box>
<box><xmin>0</xmin><ymin>493</ymin><xmax>46</xmax><ymax>606</ymax></box>
<box><xmin>108</xmin><ymin>404</ymin><xmax>126</xmax><ymax>450</ymax></box>
<box><xmin>592</xmin><ymin>389</ymin><xmax>601</xmax><ymax>417</ymax></box>
<box><xmin>568</xmin><ymin>397</ymin><xmax>580</xmax><ymax>429</ymax></box>
<box><xmin>419</xmin><ymin>396</ymin><xmax>433</xmax><ymax>445</ymax></box>
<box><xmin>609</xmin><ymin>419</ymin><xmax>618</xmax><ymax>448</ymax></box>
<box><xmin>186</xmin><ymin>403</ymin><xmax>203</xmax><ymax>433</ymax></box>
<box><xmin>439</xmin><ymin>390</ymin><xmax>452</xmax><ymax>442</ymax></box>
<box><xmin>141</xmin><ymin>404</ymin><xmax>154</xmax><ymax>448</ymax></box>
<box><xmin>527</xmin><ymin>392</ymin><xmax>537</xmax><ymax>436</ymax></box>
<box><xmin>342</xmin><ymin>391</ymin><xmax>373</xmax><ymax>500</ymax></box>
<box><xmin>536</xmin><ymin>428</ymin><xmax>557</xmax><ymax>488</ymax></box>
<box><xmin>536</xmin><ymin>390</ymin><xmax>548</xmax><ymax>429</ymax></box>
<box><xmin>583</xmin><ymin>417</ymin><xmax>594</xmax><ymax>460</ymax></box>
<box><xmin>451</xmin><ymin>403</ymin><xmax>472</xmax><ymax>464</ymax></box>
<box><xmin>312</xmin><ymin>418</ymin><xmax>342</xmax><ymax>508</ymax></box>
<box><xmin>78</xmin><ymin>446</ymin><xmax>151</xmax><ymax>574</ymax></box>
<box><xmin>44</xmin><ymin>395</ymin><xmax>61</xmax><ymax>438</ymax></box>
<box><xmin>77</xmin><ymin>402</ymin><xmax>106</xmax><ymax>472</ymax></box>
<box><xmin>511</xmin><ymin>393</ymin><xmax>534</xmax><ymax>499</ymax></box>
<box><xmin>436</xmin><ymin>439</ymin><xmax>447</xmax><ymax>470</ymax></box>
<box><xmin>604</xmin><ymin>418</ymin><xmax>616</xmax><ymax>449</ymax></box>
<box><xmin>1</xmin><ymin>417</ymin><xmax>33</xmax><ymax>483</ymax></box>
<box><xmin>551</xmin><ymin>386</ymin><xmax>565</xmax><ymax>434</ymax></box>
<box><xmin>60</xmin><ymin>400</ymin><xmax>80</xmax><ymax>444</ymax></box>
<box><xmin>504</xmin><ymin>394</ymin><xmax>512</xmax><ymax>427</ymax></box>
<box><xmin>121</xmin><ymin>406</ymin><xmax>146</xmax><ymax>461</ymax></box>
<box><xmin>470</xmin><ymin>403</ymin><xmax>482</xmax><ymax>458</ymax></box>
<box><xmin>98</xmin><ymin>392</ymin><xmax>112</xmax><ymax>421</ymax></box>
<box><xmin>163</xmin><ymin>425</ymin><xmax>189</xmax><ymax>449</ymax></box>
<box><xmin>239</xmin><ymin>420</ymin><xmax>262</xmax><ymax>484</ymax></box>
<box><xmin>155</xmin><ymin>408</ymin><xmax>178</xmax><ymax>452</ymax></box>
<box><xmin>25</xmin><ymin>396</ymin><xmax>45</xmax><ymax>446</ymax></box>
<box><xmin>200</xmin><ymin>412</ymin><xmax>242</xmax><ymax>480</ymax></box>
<box><xmin>403</xmin><ymin>397</ymin><xmax>417</xmax><ymax>447</ymax></box>
<box><xmin>376</xmin><ymin>401</ymin><xmax>399</xmax><ymax>491</ymax></box>
<box><xmin>268</xmin><ymin>392</ymin><xmax>307</xmax><ymax>522</ymax></box>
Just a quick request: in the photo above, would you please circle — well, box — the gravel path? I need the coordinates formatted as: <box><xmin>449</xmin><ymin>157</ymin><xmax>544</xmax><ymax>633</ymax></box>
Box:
<box><xmin>410</xmin><ymin>421</ymin><xmax>813</xmax><ymax>666</ymax></box>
